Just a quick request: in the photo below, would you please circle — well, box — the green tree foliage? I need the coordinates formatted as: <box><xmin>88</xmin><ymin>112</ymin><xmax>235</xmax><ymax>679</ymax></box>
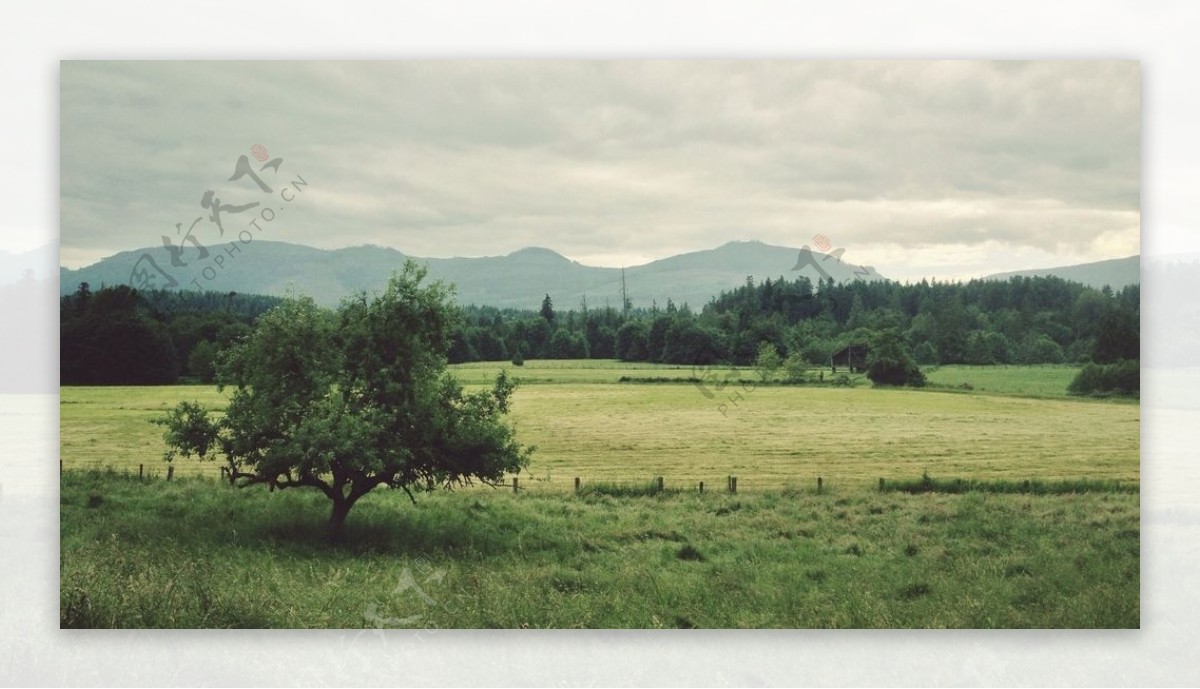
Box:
<box><xmin>754</xmin><ymin>341</ymin><xmax>783</xmax><ymax>382</ymax></box>
<box><xmin>441</xmin><ymin>274</ymin><xmax>1136</xmax><ymax>373</ymax></box>
<box><xmin>469</xmin><ymin>328</ymin><xmax>508</xmax><ymax>361</ymax></box>
<box><xmin>548</xmin><ymin>329</ymin><xmax>589</xmax><ymax>359</ymax></box>
<box><xmin>912</xmin><ymin>341</ymin><xmax>939</xmax><ymax>366</ymax></box>
<box><xmin>782</xmin><ymin>351</ymin><xmax>811</xmax><ymax>382</ymax></box>
<box><xmin>60</xmin><ymin>283</ymin><xmax>281</xmax><ymax>386</ymax></box>
<box><xmin>63</xmin><ymin>268</ymin><xmax>1139</xmax><ymax>383</ymax></box>
<box><xmin>186</xmin><ymin>339</ymin><xmax>218</xmax><ymax>383</ymax></box>
<box><xmin>1092</xmin><ymin>307</ymin><xmax>1139</xmax><ymax>363</ymax></box>
<box><xmin>615</xmin><ymin>320</ymin><xmax>649</xmax><ymax>361</ymax></box>
<box><xmin>866</xmin><ymin>330</ymin><xmax>926</xmax><ymax>387</ymax></box>
<box><xmin>1018</xmin><ymin>334</ymin><xmax>1065</xmax><ymax>364</ymax></box>
<box><xmin>845</xmin><ymin>293</ymin><xmax>869</xmax><ymax>329</ymax></box>
<box><xmin>157</xmin><ymin>262</ymin><xmax>533</xmax><ymax>539</ymax></box>
<box><xmin>965</xmin><ymin>330</ymin><xmax>1014</xmax><ymax>365</ymax></box>
<box><xmin>645</xmin><ymin>315</ymin><xmax>674</xmax><ymax>363</ymax></box>
<box><xmin>584</xmin><ymin>316</ymin><xmax>617</xmax><ymax>359</ymax></box>
<box><xmin>60</xmin><ymin>284</ymin><xmax>179</xmax><ymax>384</ymax></box>
<box><xmin>661</xmin><ymin>320</ymin><xmax>725</xmax><ymax>365</ymax></box>
<box><xmin>1067</xmin><ymin>360</ymin><xmax>1139</xmax><ymax>396</ymax></box>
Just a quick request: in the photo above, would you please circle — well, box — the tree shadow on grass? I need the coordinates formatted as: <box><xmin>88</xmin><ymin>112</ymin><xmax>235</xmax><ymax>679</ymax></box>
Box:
<box><xmin>227</xmin><ymin>489</ymin><xmax>558</xmax><ymax>559</ymax></box>
<box><xmin>64</xmin><ymin>470</ymin><xmax>558</xmax><ymax>559</ymax></box>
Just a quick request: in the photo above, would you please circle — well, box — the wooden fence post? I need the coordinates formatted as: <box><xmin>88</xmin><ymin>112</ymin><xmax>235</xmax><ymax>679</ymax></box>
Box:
<box><xmin>139</xmin><ymin>464</ymin><xmax>144</xmax><ymax>480</ymax></box>
<box><xmin>817</xmin><ymin>476</ymin><xmax>823</xmax><ymax>493</ymax></box>
<box><xmin>167</xmin><ymin>465</ymin><xmax>175</xmax><ymax>481</ymax></box>
<box><xmin>512</xmin><ymin>477</ymin><xmax>519</xmax><ymax>494</ymax></box>
<box><xmin>699</xmin><ymin>481</ymin><xmax>704</xmax><ymax>494</ymax></box>
<box><xmin>730</xmin><ymin>476</ymin><xmax>738</xmax><ymax>494</ymax></box>
<box><xmin>574</xmin><ymin>477</ymin><xmax>581</xmax><ymax>492</ymax></box>
<box><xmin>655</xmin><ymin>476</ymin><xmax>664</xmax><ymax>492</ymax></box>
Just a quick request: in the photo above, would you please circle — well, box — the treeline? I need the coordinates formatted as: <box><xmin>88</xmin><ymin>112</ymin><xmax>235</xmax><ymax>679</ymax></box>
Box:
<box><xmin>449</xmin><ymin>275</ymin><xmax>1139</xmax><ymax>369</ymax></box>
<box><xmin>60</xmin><ymin>272</ymin><xmax>1139</xmax><ymax>385</ymax></box>
<box><xmin>60</xmin><ymin>283</ymin><xmax>283</xmax><ymax>385</ymax></box>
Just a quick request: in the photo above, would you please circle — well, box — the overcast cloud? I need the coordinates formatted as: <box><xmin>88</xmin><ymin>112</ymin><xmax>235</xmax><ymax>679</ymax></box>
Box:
<box><xmin>60</xmin><ymin>60</ymin><xmax>1139</xmax><ymax>282</ymax></box>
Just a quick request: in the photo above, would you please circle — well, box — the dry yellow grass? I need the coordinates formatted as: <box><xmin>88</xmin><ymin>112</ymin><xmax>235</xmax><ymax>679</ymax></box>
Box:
<box><xmin>60</xmin><ymin>364</ymin><xmax>1139</xmax><ymax>492</ymax></box>
<box><xmin>506</xmin><ymin>383</ymin><xmax>1138</xmax><ymax>491</ymax></box>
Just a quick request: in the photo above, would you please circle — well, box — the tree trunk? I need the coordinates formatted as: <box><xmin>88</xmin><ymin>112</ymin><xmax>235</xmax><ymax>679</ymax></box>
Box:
<box><xmin>328</xmin><ymin>497</ymin><xmax>353</xmax><ymax>542</ymax></box>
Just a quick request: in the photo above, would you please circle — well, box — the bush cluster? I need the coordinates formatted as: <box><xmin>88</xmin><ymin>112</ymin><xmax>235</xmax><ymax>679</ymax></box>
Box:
<box><xmin>1067</xmin><ymin>360</ymin><xmax>1139</xmax><ymax>397</ymax></box>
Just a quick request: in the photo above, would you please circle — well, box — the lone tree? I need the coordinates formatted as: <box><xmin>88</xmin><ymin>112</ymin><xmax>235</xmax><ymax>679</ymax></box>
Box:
<box><xmin>754</xmin><ymin>341</ymin><xmax>783</xmax><ymax>382</ymax></box>
<box><xmin>865</xmin><ymin>329</ymin><xmax>926</xmax><ymax>387</ymax></box>
<box><xmin>157</xmin><ymin>262</ymin><xmax>533</xmax><ymax>540</ymax></box>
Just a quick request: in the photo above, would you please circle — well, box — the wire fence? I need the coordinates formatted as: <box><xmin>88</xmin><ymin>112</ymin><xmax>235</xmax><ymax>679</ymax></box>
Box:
<box><xmin>61</xmin><ymin>461</ymin><xmax>1137</xmax><ymax>496</ymax></box>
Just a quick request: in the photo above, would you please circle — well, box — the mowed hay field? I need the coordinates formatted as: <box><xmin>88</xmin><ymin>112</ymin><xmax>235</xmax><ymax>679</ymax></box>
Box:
<box><xmin>59</xmin><ymin>361</ymin><xmax>1140</xmax><ymax>628</ymax></box>
<box><xmin>61</xmin><ymin>361</ymin><xmax>1138</xmax><ymax>490</ymax></box>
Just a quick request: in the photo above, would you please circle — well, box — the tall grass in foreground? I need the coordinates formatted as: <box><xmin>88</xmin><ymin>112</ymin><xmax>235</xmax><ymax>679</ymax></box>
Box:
<box><xmin>61</xmin><ymin>470</ymin><xmax>1139</xmax><ymax>629</ymax></box>
<box><xmin>881</xmin><ymin>473</ymin><xmax>1139</xmax><ymax>495</ymax></box>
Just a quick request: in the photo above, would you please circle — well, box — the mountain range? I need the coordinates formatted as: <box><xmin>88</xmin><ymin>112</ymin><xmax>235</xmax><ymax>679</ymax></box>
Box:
<box><xmin>0</xmin><ymin>245</ymin><xmax>57</xmax><ymax>287</ymax></box>
<box><xmin>985</xmin><ymin>255</ymin><xmax>1139</xmax><ymax>291</ymax></box>
<box><xmin>58</xmin><ymin>240</ymin><xmax>886</xmax><ymax>310</ymax></box>
<box><xmin>59</xmin><ymin>240</ymin><xmax>1140</xmax><ymax>310</ymax></box>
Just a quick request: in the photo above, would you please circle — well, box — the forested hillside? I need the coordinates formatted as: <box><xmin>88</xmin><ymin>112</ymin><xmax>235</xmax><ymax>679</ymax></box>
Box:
<box><xmin>450</xmin><ymin>274</ymin><xmax>1139</xmax><ymax>369</ymax></box>
<box><xmin>59</xmin><ymin>269</ymin><xmax>1137</xmax><ymax>386</ymax></box>
<box><xmin>59</xmin><ymin>284</ymin><xmax>283</xmax><ymax>385</ymax></box>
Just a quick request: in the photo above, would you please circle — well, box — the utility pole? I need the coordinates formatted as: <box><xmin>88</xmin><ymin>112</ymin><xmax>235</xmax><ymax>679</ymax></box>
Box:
<box><xmin>621</xmin><ymin>267</ymin><xmax>628</xmax><ymax>316</ymax></box>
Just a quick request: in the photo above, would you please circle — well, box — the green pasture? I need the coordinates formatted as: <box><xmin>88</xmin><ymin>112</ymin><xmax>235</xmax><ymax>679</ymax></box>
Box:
<box><xmin>61</xmin><ymin>470</ymin><xmax>1139</xmax><ymax>628</ymax></box>
<box><xmin>924</xmin><ymin>364</ymin><xmax>1092</xmax><ymax>399</ymax></box>
<box><xmin>59</xmin><ymin>359</ymin><xmax>1139</xmax><ymax>628</ymax></box>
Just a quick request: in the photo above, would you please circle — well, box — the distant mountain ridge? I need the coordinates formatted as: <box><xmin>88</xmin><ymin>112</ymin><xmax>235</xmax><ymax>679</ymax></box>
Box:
<box><xmin>985</xmin><ymin>255</ymin><xmax>1139</xmax><ymax>290</ymax></box>
<box><xmin>59</xmin><ymin>240</ymin><xmax>887</xmax><ymax>310</ymax></box>
<box><xmin>0</xmin><ymin>244</ymin><xmax>56</xmax><ymax>287</ymax></box>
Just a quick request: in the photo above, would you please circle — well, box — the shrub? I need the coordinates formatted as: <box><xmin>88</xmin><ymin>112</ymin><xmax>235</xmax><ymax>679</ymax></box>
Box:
<box><xmin>866</xmin><ymin>330</ymin><xmax>926</xmax><ymax>387</ymax></box>
<box><xmin>754</xmin><ymin>342</ymin><xmax>782</xmax><ymax>382</ymax></box>
<box><xmin>511</xmin><ymin>350</ymin><xmax>525</xmax><ymax>366</ymax></box>
<box><xmin>782</xmin><ymin>352</ymin><xmax>811</xmax><ymax>383</ymax></box>
<box><xmin>1067</xmin><ymin>360</ymin><xmax>1139</xmax><ymax>397</ymax></box>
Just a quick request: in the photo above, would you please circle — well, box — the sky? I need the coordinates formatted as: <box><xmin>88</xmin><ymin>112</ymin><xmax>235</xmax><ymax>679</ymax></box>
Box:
<box><xmin>59</xmin><ymin>60</ymin><xmax>1140</xmax><ymax>283</ymax></box>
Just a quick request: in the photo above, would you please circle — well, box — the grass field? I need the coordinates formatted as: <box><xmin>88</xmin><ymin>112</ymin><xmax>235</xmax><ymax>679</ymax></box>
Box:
<box><xmin>924</xmin><ymin>364</ymin><xmax>1091</xmax><ymax>399</ymax></box>
<box><xmin>61</xmin><ymin>361</ymin><xmax>1139</xmax><ymax>490</ymax></box>
<box><xmin>59</xmin><ymin>360</ymin><xmax>1140</xmax><ymax>628</ymax></box>
<box><xmin>61</xmin><ymin>470</ymin><xmax>1139</xmax><ymax>628</ymax></box>
<box><xmin>451</xmin><ymin>359</ymin><xmax>707</xmax><ymax>385</ymax></box>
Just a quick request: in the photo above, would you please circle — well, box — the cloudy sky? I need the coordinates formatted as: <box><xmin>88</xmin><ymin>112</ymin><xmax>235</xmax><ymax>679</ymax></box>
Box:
<box><xmin>60</xmin><ymin>60</ymin><xmax>1139</xmax><ymax>283</ymax></box>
